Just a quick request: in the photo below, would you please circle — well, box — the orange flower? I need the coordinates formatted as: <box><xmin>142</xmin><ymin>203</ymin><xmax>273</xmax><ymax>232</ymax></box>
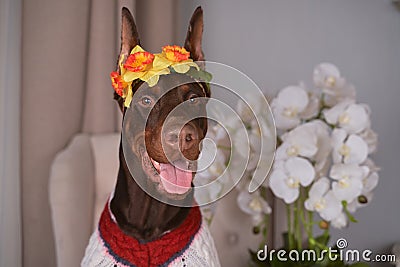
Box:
<box><xmin>110</xmin><ymin>71</ymin><xmax>127</xmax><ymax>97</ymax></box>
<box><xmin>153</xmin><ymin>45</ymin><xmax>198</xmax><ymax>74</ymax></box>
<box><xmin>124</xmin><ymin>51</ymin><xmax>155</xmax><ymax>72</ymax></box>
<box><xmin>162</xmin><ymin>45</ymin><xmax>190</xmax><ymax>62</ymax></box>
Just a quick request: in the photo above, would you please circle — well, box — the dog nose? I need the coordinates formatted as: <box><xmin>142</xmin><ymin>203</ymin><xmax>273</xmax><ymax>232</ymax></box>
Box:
<box><xmin>179</xmin><ymin>124</ymin><xmax>198</xmax><ymax>151</ymax></box>
<box><xmin>164</xmin><ymin>124</ymin><xmax>198</xmax><ymax>151</ymax></box>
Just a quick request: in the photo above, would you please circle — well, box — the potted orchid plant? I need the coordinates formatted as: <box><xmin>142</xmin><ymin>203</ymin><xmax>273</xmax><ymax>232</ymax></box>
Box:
<box><xmin>198</xmin><ymin>63</ymin><xmax>379</xmax><ymax>267</ymax></box>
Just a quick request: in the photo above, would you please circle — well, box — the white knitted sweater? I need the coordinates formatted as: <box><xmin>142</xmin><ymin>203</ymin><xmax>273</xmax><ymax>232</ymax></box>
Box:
<box><xmin>81</xmin><ymin>205</ymin><xmax>220</xmax><ymax>267</ymax></box>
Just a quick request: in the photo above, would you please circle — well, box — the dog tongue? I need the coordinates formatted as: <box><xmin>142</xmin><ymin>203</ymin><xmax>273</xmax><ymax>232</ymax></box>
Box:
<box><xmin>160</xmin><ymin>161</ymin><xmax>192</xmax><ymax>194</ymax></box>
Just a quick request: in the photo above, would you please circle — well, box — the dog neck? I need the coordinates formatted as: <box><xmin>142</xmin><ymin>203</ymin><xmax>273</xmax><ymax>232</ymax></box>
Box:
<box><xmin>110</xmin><ymin>142</ymin><xmax>193</xmax><ymax>241</ymax></box>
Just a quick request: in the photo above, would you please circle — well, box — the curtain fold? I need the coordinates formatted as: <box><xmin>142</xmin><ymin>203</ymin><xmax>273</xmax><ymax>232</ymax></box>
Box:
<box><xmin>81</xmin><ymin>0</ymin><xmax>119</xmax><ymax>134</ymax></box>
<box><xmin>21</xmin><ymin>0</ymin><xmax>91</xmax><ymax>266</ymax></box>
<box><xmin>0</xmin><ymin>0</ymin><xmax>22</xmax><ymax>266</ymax></box>
<box><xmin>21</xmin><ymin>0</ymin><xmax>178</xmax><ymax>265</ymax></box>
<box><xmin>136</xmin><ymin>0</ymin><xmax>177</xmax><ymax>52</ymax></box>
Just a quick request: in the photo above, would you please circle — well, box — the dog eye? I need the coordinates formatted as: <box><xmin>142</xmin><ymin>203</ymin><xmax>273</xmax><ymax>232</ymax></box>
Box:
<box><xmin>188</xmin><ymin>95</ymin><xmax>199</xmax><ymax>104</ymax></box>
<box><xmin>141</xmin><ymin>96</ymin><xmax>152</xmax><ymax>106</ymax></box>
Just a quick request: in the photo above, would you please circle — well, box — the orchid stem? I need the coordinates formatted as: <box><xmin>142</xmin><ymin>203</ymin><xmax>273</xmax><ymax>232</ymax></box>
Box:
<box><xmin>294</xmin><ymin>199</ymin><xmax>302</xmax><ymax>250</ymax></box>
<box><xmin>293</xmin><ymin>202</ymin><xmax>298</xmax><ymax>250</ymax></box>
<box><xmin>263</xmin><ymin>213</ymin><xmax>269</xmax><ymax>246</ymax></box>
<box><xmin>286</xmin><ymin>204</ymin><xmax>293</xmax><ymax>249</ymax></box>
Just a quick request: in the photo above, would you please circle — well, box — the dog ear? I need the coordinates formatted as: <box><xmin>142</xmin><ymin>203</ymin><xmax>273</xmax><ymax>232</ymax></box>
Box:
<box><xmin>184</xmin><ymin>6</ymin><xmax>204</xmax><ymax>62</ymax></box>
<box><xmin>115</xmin><ymin>7</ymin><xmax>141</xmax><ymax>111</ymax></box>
<box><xmin>119</xmin><ymin>7</ymin><xmax>140</xmax><ymax>67</ymax></box>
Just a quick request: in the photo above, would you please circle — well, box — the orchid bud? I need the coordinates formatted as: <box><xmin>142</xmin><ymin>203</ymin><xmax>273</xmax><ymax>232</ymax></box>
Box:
<box><xmin>319</xmin><ymin>220</ymin><xmax>329</xmax><ymax>230</ymax></box>
<box><xmin>253</xmin><ymin>226</ymin><xmax>260</xmax><ymax>234</ymax></box>
<box><xmin>358</xmin><ymin>195</ymin><xmax>368</xmax><ymax>204</ymax></box>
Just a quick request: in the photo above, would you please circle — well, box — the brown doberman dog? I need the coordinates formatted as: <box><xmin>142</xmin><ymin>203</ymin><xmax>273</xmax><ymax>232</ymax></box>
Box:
<box><xmin>82</xmin><ymin>6</ymin><xmax>221</xmax><ymax>267</ymax></box>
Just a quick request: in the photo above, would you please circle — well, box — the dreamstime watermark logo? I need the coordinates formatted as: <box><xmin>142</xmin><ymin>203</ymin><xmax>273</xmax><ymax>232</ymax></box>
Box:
<box><xmin>121</xmin><ymin>61</ymin><xmax>276</xmax><ymax>207</ymax></box>
<box><xmin>256</xmin><ymin>238</ymin><xmax>396</xmax><ymax>263</ymax></box>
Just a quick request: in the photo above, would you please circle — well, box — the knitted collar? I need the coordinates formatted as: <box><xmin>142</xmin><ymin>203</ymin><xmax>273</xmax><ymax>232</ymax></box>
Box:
<box><xmin>99</xmin><ymin>202</ymin><xmax>202</xmax><ymax>267</ymax></box>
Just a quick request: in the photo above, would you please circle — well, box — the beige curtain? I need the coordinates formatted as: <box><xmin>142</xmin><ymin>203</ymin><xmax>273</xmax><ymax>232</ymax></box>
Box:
<box><xmin>21</xmin><ymin>0</ymin><xmax>176</xmax><ymax>265</ymax></box>
<box><xmin>0</xmin><ymin>0</ymin><xmax>22</xmax><ymax>266</ymax></box>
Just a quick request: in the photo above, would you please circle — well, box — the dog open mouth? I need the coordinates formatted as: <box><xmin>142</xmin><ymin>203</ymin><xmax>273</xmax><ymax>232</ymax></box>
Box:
<box><xmin>139</xmin><ymin>146</ymin><xmax>196</xmax><ymax>196</ymax></box>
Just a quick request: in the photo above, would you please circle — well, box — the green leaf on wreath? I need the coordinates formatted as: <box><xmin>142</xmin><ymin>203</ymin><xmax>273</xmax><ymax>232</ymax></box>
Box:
<box><xmin>186</xmin><ymin>68</ymin><xmax>212</xmax><ymax>83</ymax></box>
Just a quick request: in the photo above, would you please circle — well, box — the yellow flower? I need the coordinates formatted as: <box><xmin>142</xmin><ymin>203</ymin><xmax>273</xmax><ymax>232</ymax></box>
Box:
<box><xmin>122</xmin><ymin>45</ymin><xmax>170</xmax><ymax>87</ymax></box>
<box><xmin>153</xmin><ymin>45</ymin><xmax>199</xmax><ymax>74</ymax></box>
<box><xmin>124</xmin><ymin>83</ymin><xmax>133</xmax><ymax>108</ymax></box>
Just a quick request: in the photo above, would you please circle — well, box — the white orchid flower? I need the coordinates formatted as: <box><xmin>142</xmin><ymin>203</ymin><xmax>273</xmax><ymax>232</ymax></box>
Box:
<box><xmin>233</xmin><ymin>106</ymin><xmax>275</xmax><ymax>173</ymax></box>
<box><xmin>237</xmin><ymin>189</ymin><xmax>271</xmax><ymax>225</ymax></box>
<box><xmin>244</xmin><ymin>131</ymin><xmax>262</xmax><ymax>171</ymax></box>
<box><xmin>330</xmin><ymin>163</ymin><xmax>364</xmax><ymax>203</ymax></box>
<box><xmin>341</xmin><ymin>163</ymin><xmax>379</xmax><ymax>213</ymax></box>
<box><xmin>307</xmin><ymin>120</ymin><xmax>332</xmax><ymax>163</ymax></box>
<box><xmin>323</xmin><ymin>80</ymin><xmax>356</xmax><ymax>107</ymax></box>
<box><xmin>204</xmin><ymin>124</ymin><xmax>231</xmax><ymax>155</ymax></box>
<box><xmin>194</xmin><ymin>180</ymin><xmax>222</xmax><ymax>206</ymax></box>
<box><xmin>361</xmin><ymin>166</ymin><xmax>379</xmax><ymax>194</ymax></box>
<box><xmin>323</xmin><ymin>101</ymin><xmax>370</xmax><ymax>134</ymax></box>
<box><xmin>194</xmin><ymin>138</ymin><xmax>227</xmax><ymax>204</ymax></box>
<box><xmin>271</xmin><ymin>86</ymin><xmax>309</xmax><ymax>130</ymax></box>
<box><xmin>195</xmin><ymin>142</ymin><xmax>228</xmax><ymax>185</ymax></box>
<box><xmin>359</xmin><ymin>128</ymin><xmax>378</xmax><ymax>154</ymax></box>
<box><xmin>313</xmin><ymin>63</ymin><xmax>355</xmax><ymax>107</ymax></box>
<box><xmin>313</xmin><ymin>63</ymin><xmax>341</xmax><ymax>89</ymax></box>
<box><xmin>276</xmin><ymin>123</ymin><xmax>318</xmax><ymax>161</ymax></box>
<box><xmin>269</xmin><ymin>157</ymin><xmax>315</xmax><ymax>204</ymax></box>
<box><xmin>363</xmin><ymin>158</ymin><xmax>380</xmax><ymax>173</ymax></box>
<box><xmin>359</xmin><ymin>162</ymin><xmax>379</xmax><ymax>195</ymax></box>
<box><xmin>197</xmin><ymin>124</ymin><xmax>229</xmax><ymax>170</ymax></box>
<box><xmin>346</xmin><ymin>192</ymin><xmax>372</xmax><ymax>213</ymax></box>
<box><xmin>331</xmin><ymin>212</ymin><xmax>348</xmax><ymax>229</ymax></box>
<box><xmin>304</xmin><ymin>177</ymin><xmax>342</xmax><ymax>221</ymax></box>
<box><xmin>350</xmin><ymin>169</ymin><xmax>379</xmax><ymax>211</ymax></box>
<box><xmin>325</xmin><ymin>85</ymin><xmax>356</xmax><ymax>107</ymax></box>
<box><xmin>300</xmin><ymin>90</ymin><xmax>321</xmax><ymax>120</ymax></box>
<box><xmin>276</xmin><ymin>121</ymin><xmax>331</xmax><ymax>170</ymax></box>
<box><xmin>233</xmin><ymin>127</ymin><xmax>250</xmax><ymax>157</ymax></box>
<box><xmin>364</xmin><ymin>173</ymin><xmax>379</xmax><ymax>195</ymax></box>
<box><xmin>331</xmin><ymin>128</ymin><xmax>368</xmax><ymax>164</ymax></box>
<box><xmin>323</xmin><ymin>99</ymin><xmax>353</xmax><ymax>123</ymax></box>
<box><xmin>250</xmin><ymin>113</ymin><xmax>276</xmax><ymax>147</ymax></box>
<box><xmin>207</xmin><ymin>152</ymin><xmax>227</xmax><ymax>178</ymax></box>
<box><xmin>236</xmin><ymin>94</ymin><xmax>265</xmax><ymax>125</ymax></box>
<box><xmin>283</xmin><ymin>120</ymin><xmax>331</xmax><ymax>177</ymax></box>
<box><xmin>232</xmin><ymin>126</ymin><xmax>259</xmax><ymax>172</ymax></box>
<box><xmin>315</xmin><ymin>159</ymin><xmax>330</xmax><ymax>180</ymax></box>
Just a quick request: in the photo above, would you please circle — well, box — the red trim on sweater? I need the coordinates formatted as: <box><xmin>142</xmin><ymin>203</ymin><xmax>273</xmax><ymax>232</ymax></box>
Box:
<box><xmin>99</xmin><ymin>203</ymin><xmax>201</xmax><ymax>267</ymax></box>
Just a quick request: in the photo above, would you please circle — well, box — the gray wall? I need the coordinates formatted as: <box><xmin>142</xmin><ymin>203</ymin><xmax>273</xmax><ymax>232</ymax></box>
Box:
<box><xmin>179</xmin><ymin>0</ymin><xmax>400</xmax><ymax>264</ymax></box>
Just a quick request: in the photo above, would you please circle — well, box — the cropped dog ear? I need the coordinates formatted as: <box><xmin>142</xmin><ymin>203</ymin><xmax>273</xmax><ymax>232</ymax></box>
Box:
<box><xmin>115</xmin><ymin>7</ymin><xmax>141</xmax><ymax>111</ymax></box>
<box><xmin>119</xmin><ymin>7</ymin><xmax>140</xmax><ymax>67</ymax></box>
<box><xmin>184</xmin><ymin>6</ymin><xmax>204</xmax><ymax>62</ymax></box>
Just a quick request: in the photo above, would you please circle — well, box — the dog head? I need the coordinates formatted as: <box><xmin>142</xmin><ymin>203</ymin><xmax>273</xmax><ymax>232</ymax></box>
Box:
<box><xmin>115</xmin><ymin>7</ymin><xmax>209</xmax><ymax>201</ymax></box>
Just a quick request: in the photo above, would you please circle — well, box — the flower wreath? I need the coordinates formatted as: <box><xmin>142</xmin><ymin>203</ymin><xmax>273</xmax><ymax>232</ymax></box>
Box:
<box><xmin>110</xmin><ymin>45</ymin><xmax>211</xmax><ymax>108</ymax></box>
